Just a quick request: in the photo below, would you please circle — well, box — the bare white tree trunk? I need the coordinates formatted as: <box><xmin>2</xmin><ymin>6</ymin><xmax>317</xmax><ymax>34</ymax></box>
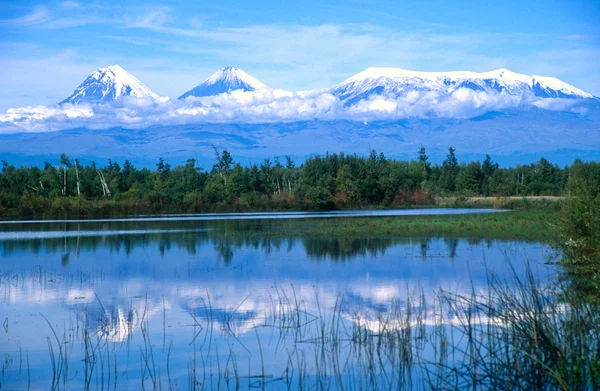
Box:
<box><xmin>62</xmin><ymin>166</ymin><xmax>67</xmax><ymax>196</ymax></box>
<box><xmin>26</xmin><ymin>184</ymin><xmax>39</xmax><ymax>193</ymax></box>
<box><xmin>73</xmin><ymin>159</ymin><xmax>81</xmax><ymax>197</ymax></box>
<box><xmin>97</xmin><ymin>170</ymin><xmax>111</xmax><ymax>198</ymax></box>
<box><xmin>98</xmin><ymin>170</ymin><xmax>106</xmax><ymax>197</ymax></box>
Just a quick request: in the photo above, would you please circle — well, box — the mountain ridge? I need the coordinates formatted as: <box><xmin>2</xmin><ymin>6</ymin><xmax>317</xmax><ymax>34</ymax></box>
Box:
<box><xmin>331</xmin><ymin>67</ymin><xmax>594</xmax><ymax>106</ymax></box>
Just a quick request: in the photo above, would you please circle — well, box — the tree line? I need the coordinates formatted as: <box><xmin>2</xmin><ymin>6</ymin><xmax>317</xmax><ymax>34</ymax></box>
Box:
<box><xmin>0</xmin><ymin>147</ymin><xmax>588</xmax><ymax>217</ymax></box>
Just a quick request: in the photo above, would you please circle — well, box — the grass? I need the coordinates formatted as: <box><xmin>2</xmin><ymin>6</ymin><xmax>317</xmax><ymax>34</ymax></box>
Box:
<box><xmin>225</xmin><ymin>205</ymin><xmax>562</xmax><ymax>242</ymax></box>
<box><xmin>428</xmin><ymin>265</ymin><xmax>600</xmax><ymax>390</ymax></box>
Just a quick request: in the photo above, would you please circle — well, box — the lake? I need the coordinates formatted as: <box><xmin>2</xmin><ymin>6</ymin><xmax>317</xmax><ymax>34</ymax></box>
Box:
<box><xmin>0</xmin><ymin>209</ymin><xmax>557</xmax><ymax>390</ymax></box>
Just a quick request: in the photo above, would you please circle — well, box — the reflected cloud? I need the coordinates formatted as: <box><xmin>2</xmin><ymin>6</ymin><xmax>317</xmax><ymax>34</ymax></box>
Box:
<box><xmin>2</xmin><ymin>273</ymin><xmax>553</xmax><ymax>342</ymax></box>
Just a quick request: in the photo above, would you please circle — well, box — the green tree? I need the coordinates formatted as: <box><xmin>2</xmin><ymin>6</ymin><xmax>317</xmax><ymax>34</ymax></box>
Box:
<box><xmin>482</xmin><ymin>154</ymin><xmax>498</xmax><ymax>178</ymax></box>
<box><xmin>457</xmin><ymin>162</ymin><xmax>483</xmax><ymax>195</ymax></box>
<box><xmin>562</xmin><ymin>160</ymin><xmax>600</xmax><ymax>259</ymax></box>
<box><xmin>212</xmin><ymin>146</ymin><xmax>233</xmax><ymax>185</ymax></box>
<box><xmin>418</xmin><ymin>146</ymin><xmax>431</xmax><ymax>179</ymax></box>
<box><xmin>440</xmin><ymin>147</ymin><xmax>459</xmax><ymax>193</ymax></box>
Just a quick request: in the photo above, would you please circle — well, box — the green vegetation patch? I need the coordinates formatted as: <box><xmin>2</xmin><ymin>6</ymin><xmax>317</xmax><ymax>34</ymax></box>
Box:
<box><xmin>226</xmin><ymin>206</ymin><xmax>561</xmax><ymax>242</ymax></box>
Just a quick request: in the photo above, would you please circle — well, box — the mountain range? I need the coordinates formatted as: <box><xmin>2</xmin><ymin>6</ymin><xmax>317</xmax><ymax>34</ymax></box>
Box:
<box><xmin>58</xmin><ymin>64</ymin><xmax>597</xmax><ymax>106</ymax></box>
<box><xmin>1</xmin><ymin>64</ymin><xmax>598</xmax><ymax>168</ymax></box>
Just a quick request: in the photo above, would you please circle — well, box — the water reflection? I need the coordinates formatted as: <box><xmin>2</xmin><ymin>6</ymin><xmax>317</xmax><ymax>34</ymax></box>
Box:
<box><xmin>0</xmin><ymin>224</ymin><xmax>555</xmax><ymax>336</ymax></box>
<box><xmin>0</xmin><ymin>215</ymin><xmax>556</xmax><ymax>390</ymax></box>
<box><xmin>1</xmin><ymin>225</ymin><xmax>507</xmax><ymax>264</ymax></box>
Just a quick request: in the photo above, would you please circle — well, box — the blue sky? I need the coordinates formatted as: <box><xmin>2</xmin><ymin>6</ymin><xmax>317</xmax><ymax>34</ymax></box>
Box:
<box><xmin>0</xmin><ymin>0</ymin><xmax>599</xmax><ymax>110</ymax></box>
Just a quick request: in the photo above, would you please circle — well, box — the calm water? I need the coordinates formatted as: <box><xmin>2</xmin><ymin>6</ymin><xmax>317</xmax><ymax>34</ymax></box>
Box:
<box><xmin>0</xmin><ymin>209</ymin><xmax>556</xmax><ymax>390</ymax></box>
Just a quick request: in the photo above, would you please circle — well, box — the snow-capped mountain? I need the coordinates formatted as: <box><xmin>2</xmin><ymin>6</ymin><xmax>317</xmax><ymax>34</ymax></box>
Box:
<box><xmin>60</xmin><ymin>65</ymin><xmax>159</xmax><ymax>105</ymax></box>
<box><xmin>2</xmin><ymin>64</ymin><xmax>598</xmax><ymax>170</ymax></box>
<box><xmin>179</xmin><ymin>67</ymin><xmax>269</xmax><ymax>99</ymax></box>
<box><xmin>331</xmin><ymin>67</ymin><xmax>594</xmax><ymax>105</ymax></box>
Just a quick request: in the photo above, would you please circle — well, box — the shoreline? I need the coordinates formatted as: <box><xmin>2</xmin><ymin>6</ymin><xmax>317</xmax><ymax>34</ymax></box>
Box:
<box><xmin>0</xmin><ymin>196</ymin><xmax>558</xmax><ymax>221</ymax></box>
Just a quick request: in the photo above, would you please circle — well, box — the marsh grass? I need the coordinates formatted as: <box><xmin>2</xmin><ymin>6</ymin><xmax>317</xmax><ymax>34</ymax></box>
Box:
<box><xmin>427</xmin><ymin>266</ymin><xmax>600</xmax><ymax>390</ymax></box>
<box><xmin>0</xmin><ymin>258</ymin><xmax>597</xmax><ymax>390</ymax></box>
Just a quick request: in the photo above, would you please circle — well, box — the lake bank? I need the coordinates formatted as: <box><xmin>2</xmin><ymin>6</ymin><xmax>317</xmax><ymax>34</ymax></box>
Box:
<box><xmin>0</xmin><ymin>197</ymin><xmax>562</xmax><ymax>241</ymax></box>
<box><xmin>0</xmin><ymin>188</ymin><xmax>560</xmax><ymax>219</ymax></box>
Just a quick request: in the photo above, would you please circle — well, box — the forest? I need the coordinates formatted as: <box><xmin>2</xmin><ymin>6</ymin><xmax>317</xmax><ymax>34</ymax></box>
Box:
<box><xmin>0</xmin><ymin>147</ymin><xmax>591</xmax><ymax>217</ymax></box>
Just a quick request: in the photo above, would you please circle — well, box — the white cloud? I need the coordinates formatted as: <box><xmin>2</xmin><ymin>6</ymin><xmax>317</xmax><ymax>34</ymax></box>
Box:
<box><xmin>532</xmin><ymin>98</ymin><xmax>579</xmax><ymax>111</ymax></box>
<box><xmin>0</xmin><ymin>88</ymin><xmax>587</xmax><ymax>134</ymax></box>
<box><xmin>341</xmin><ymin>89</ymin><xmax>528</xmax><ymax>121</ymax></box>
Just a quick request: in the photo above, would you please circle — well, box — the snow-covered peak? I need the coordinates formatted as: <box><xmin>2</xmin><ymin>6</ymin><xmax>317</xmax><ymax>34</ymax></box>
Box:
<box><xmin>480</xmin><ymin>68</ymin><xmax>532</xmax><ymax>85</ymax></box>
<box><xmin>179</xmin><ymin>67</ymin><xmax>269</xmax><ymax>99</ymax></box>
<box><xmin>332</xmin><ymin>67</ymin><xmax>592</xmax><ymax>104</ymax></box>
<box><xmin>60</xmin><ymin>65</ymin><xmax>160</xmax><ymax>105</ymax></box>
<box><xmin>205</xmin><ymin>67</ymin><xmax>267</xmax><ymax>89</ymax></box>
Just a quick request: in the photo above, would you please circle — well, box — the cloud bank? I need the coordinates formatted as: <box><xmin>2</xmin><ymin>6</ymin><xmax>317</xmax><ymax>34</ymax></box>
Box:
<box><xmin>0</xmin><ymin>88</ymin><xmax>589</xmax><ymax>133</ymax></box>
